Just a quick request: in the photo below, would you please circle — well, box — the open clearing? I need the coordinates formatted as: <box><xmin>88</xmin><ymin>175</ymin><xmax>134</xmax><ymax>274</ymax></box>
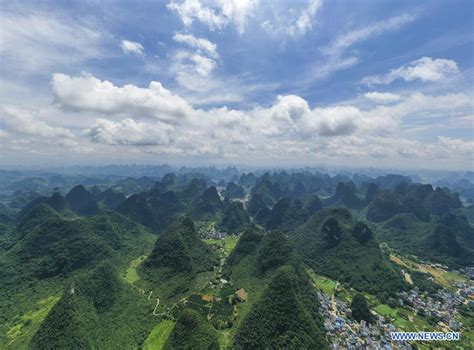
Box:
<box><xmin>390</xmin><ymin>254</ymin><xmax>467</xmax><ymax>290</ymax></box>
<box><xmin>374</xmin><ymin>304</ymin><xmax>429</xmax><ymax>332</ymax></box>
<box><xmin>204</xmin><ymin>236</ymin><xmax>239</xmax><ymax>256</ymax></box>
<box><xmin>143</xmin><ymin>320</ymin><xmax>175</xmax><ymax>350</ymax></box>
<box><xmin>124</xmin><ymin>255</ymin><xmax>146</xmax><ymax>284</ymax></box>
<box><xmin>306</xmin><ymin>268</ymin><xmax>337</xmax><ymax>296</ymax></box>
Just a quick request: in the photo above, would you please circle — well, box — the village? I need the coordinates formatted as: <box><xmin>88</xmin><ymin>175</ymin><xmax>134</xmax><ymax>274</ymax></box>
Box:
<box><xmin>198</xmin><ymin>228</ymin><xmax>474</xmax><ymax>349</ymax></box>
<box><xmin>398</xmin><ymin>279</ymin><xmax>473</xmax><ymax>332</ymax></box>
<box><xmin>316</xmin><ymin>266</ymin><xmax>474</xmax><ymax>349</ymax></box>
<box><xmin>317</xmin><ymin>290</ymin><xmax>412</xmax><ymax>349</ymax></box>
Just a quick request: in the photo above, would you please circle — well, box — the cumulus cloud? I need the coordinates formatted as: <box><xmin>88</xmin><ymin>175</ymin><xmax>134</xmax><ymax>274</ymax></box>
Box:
<box><xmin>120</xmin><ymin>39</ymin><xmax>145</xmax><ymax>56</ymax></box>
<box><xmin>47</xmin><ymin>72</ymin><xmax>473</xmax><ymax>167</ymax></box>
<box><xmin>363</xmin><ymin>92</ymin><xmax>401</xmax><ymax>103</ymax></box>
<box><xmin>167</xmin><ymin>0</ymin><xmax>258</xmax><ymax>34</ymax></box>
<box><xmin>51</xmin><ymin>73</ymin><xmax>193</xmax><ymax>122</ymax></box>
<box><xmin>1</xmin><ymin>105</ymin><xmax>74</xmax><ymax>138</ymax></box>
<box><xmin>362</xmin><ymin>57</ymin><xmax>459</xmax><ymax>85</ymax></box>
<box><xmin>87</xmin><ymin>118</ymin><xmax>172</xmax><ymax>146</ymax></box>
<box><xmin>170</xmin><ymin>34</ymin><xmax>220</xmax><ymax>92</ymax></box>
<box><xmin>302</xmin><ymin>106</ymin><xmax>360</xmax><ymax>137</ymax></box>
<box><xmin>173</xmin><ymin>33</ymin><xmax>218</xmax><ymax>58</ymax></box>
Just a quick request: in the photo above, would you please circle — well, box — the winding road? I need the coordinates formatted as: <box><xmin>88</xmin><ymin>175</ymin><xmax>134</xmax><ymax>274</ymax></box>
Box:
<box><xmin>152</xmin><ymin>298</ymin><xmax>161</xmax><ymax>315</ymax></box>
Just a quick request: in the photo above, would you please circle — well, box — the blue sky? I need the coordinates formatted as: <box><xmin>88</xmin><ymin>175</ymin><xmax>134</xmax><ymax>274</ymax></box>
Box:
<box><xmin>0</xmin><ymin>0</ymin><xmax>473</xmax><ymax>169</ymax></box>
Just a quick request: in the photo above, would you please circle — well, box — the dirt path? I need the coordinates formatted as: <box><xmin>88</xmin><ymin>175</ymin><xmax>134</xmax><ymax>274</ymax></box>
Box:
<box><xmin>331</xmin><ymin>282</ymin><xmax>339</xmax><ymax>316</ymax></box>
<box><xmin>404</xmin><ymin>272</ymin><xmax>413</xmax><ymax>284</ymax></box>
<box><xmin>152</xmin><ymin>298</ymin><xmax>161</xmax><ymax>316</ymax></box>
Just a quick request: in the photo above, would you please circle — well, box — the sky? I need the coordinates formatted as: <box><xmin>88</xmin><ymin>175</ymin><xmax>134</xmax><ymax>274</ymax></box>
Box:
<box><xmin>0</xmin><ymin>0</ymin><xmax>473</xmax><ymax>170</ymax></box>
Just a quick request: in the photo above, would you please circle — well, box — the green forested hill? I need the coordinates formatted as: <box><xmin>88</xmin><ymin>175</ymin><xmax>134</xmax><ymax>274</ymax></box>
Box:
<box><xmin>142</xmin><ymin>217</ymin><xmax>218</xmax><ymax>300</ymax></box>
<box><xmin>164</xmin><ymin>309</ymin><xmax>219</xmax><ymax>350</ymax></box>
<box><xmin>1</xmin><ymin>171</ymin><xmax>472</xmax><ymax>349</ymax></box>
<box><xmin>30</xmin><ymin>263</ymin><xmax>154</xmax><ymax>349</ymax></box>
<box><xmin>0</xmin><ymin>205</ymin><xmax>155</xmax><ymax>348</ymax></box>
<box><xmin>377</xmin><ymin>211</ymin><xmax>474</xmax><ymax>267</ymax></box>
<box><xmin>11</xmin><ymin>207</ymin><xmax>150</xmax><ymax>279</ymax></box>
<box><xmin>232</xmin><ymin>265</ymin><xmax>328</xmax><ymax>350</ymax></box>
<box><xmin>293</xmin><ymin>208</ymin><xmax>407</xmax><ymax>299</ymax></box>
<box><xmin>218</xmin><ymin>202</ymin><xmax>250</xmax><ymax>233</ymax></box>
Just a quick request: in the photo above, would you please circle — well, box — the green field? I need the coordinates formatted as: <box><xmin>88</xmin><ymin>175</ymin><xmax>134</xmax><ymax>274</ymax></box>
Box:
<box><xmin>306</xmin><ymin>268</ymin><xmax>337</xmax><ymax>296</ymax></box>
<box><xmin>143</xmin><ymin>320</ymin><xmax>175</xmax><ymax>350</ymax></box>
<box><xmin>205</xmin><ymin>236</ymin><xmax>240</xmax><ymax>256</ymax></box>
<box><xmin>374</xmin><ymin>304</ymin><xmax>398</xmax><ymax>318</ymax></box>
<box><xmin>374</xmin><ymin>304</ymin><xmax>430</xmax><ymax>331</ymax></box>
<box><xmin>123</xmin><ymin>255</ymin><xmax>146</xmax><ymax>284</ymax></box>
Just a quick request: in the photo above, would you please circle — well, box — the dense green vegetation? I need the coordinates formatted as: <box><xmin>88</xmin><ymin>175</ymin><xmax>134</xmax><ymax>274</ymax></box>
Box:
<box><xmin>31</xmin><ymin>263</ymin><xmax>154</xmax><ymax>349</ymax></box>
<box><xmin>143</xmin><ymin>218</ymin><xmax>218</xmax><ymax>300</ymax></box>
<box><xmin>218</xmin><ymin>202</ymin><xmax>250</xmax><ymax>233</ymax></box>
<box><xmin>232</xmin><ymin>265</ymin><xmax>328</xmax><ymax>349</ymax></box>
<box><xmin>350</xmin><ymin>294</ymin><xmax>374</xmax><ymax>324</ymax></box>
<box><xmin>294</xmin><ymin>208</ymin><xmax>407</xmax><ymax>299</ymax></box>
<box><xmin>223</xmin><ymin>182</ymin><xmax>245</xmax><ymax>199</ymax></box>
<box><xmin>9</xmin><ymin>207</ymin><xmax>149</xmax><ymax>279</ymax></box>
<box><xmin>258</xmin><ymin>198</ymin><xmax>309</xmax><ymax>232</ymax></box>
<box><xmin>323</xmin><ymin>182</ymin><xmax>363</xmax><ymax>209</ymax></box>
<box><xmin>367</xmin><ymin>183</ymin><xmax>462</xmax><ymax>223</ymax></box>
<box><xmin>65</xmin><ymin>185</ymin><xmax>100</xmax><ymax>216</ymax></box>
<box><xmin>256</xmin><ymin>230</ymin><xmax>295</xmax><ymax>274</ymax></box>
<box><xmin>226</xmin><ymin>229</ymin><xmax>263</xmax><ymax>268</ymax></box>
<box><xmin>378</xmin><ymin>212</ymin><xmax>474</xmax><ymax>267</ymax></box>
<box><xmin>410</xmin><ymin>271</ymin><xmax>441</xmax><ymax>294</ymax></box>
<box><xmin>164</xmin><ymin>309</ymin><xmax>219</xmax><ymax>350</ymax></box>
<box><xmin>1</xmin><ymin>168</ymin><xmax>473</xmax><ymax>349</ymax></box>
<box><xmin>0</xmin><ymin>202</ymin><xmax>155</xmax><ymax>348</ymax></box>
<box><xmin>191</xmin><ymin>186</ymin><xmax>223</xmax><ymax>219</ymax></box>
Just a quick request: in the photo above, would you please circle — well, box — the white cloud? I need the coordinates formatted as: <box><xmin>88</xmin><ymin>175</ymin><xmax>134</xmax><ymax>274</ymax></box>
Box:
<box><xmin>293</xmin><ymin>0</ymin><xmax>323</xmax><ymax>36</ymax></box>
<box><xmin>0</xmin><ymin>105</ymin><xmax>74</xmax><ymax>138</ymax></box>
<box><xmin>87</xmin><ymin>118</ymin><xmax>172</xmax><ymax>146</ymax></box>
<box><xmin>323</xmin><ymin>13</ymin><xmax>417</xmax><ymax>56</ymax></box>
<box><xmin>167</xmin><ymin>0</ymin><xmax>258</xmax><ymax>34</ymax></box>
<box><xmin>362</xmin><ymin>57</ymin><xmax>460</xmax><ymax>85</ymax></box>
<box><xmin>437</xmin><ymin>136</ymin><xmax>474</xmax><ymax>156</ymax></box>
<box><xmin>262</xmin><ymin>0</ymin><xmax>323</xmax><ymax>37</ymax></box>
<box><xmin>170</xmin><ymin>34</ymin><xmax>220</xmax><ymax>93</ymax></box>
<box><xmin>363</xmin><ymin>92</ymin><xmax>401</xmax><ymax>103</ymax></box>
<box><xmin>46</xmin><ymin>72</ymin><xmax>473</xmax><ymax>168</ymax></box>
<box><xmin>120</xmin><ymin>39</ymin><xmax>145</xmax><ymax>56</ymax></box>
<box><xmin>0</xmin><ymin>10</ymin><xmax>103</xmax><ymax>74</ymax></box>
<box><xmin>301</xmin><ymin>106</ymin><xmax>361</xmax><ymax>137</ymax></box>
<box><xmin>306</xmin><ymin>13</ymin><xmax>417</xmax><ymax>81</ymax></box>
<box><xmin>0</xmin><ymin>129</ymin><xmax>9</xmax><ymax>140</ymax></box>
<box><xmin>51</xmin><ymin>73</ymin><xmax>193</xmax><ymax>122</ymax></box>
<box><xmin>171</xmin><ymin>50</ymin><xmax>218</xmax><ymax>91</ymax></box>
<box><xmin>173</xmin><ymin>33</ymin><xmax>218</xmax><ymax>58</ymax></box>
